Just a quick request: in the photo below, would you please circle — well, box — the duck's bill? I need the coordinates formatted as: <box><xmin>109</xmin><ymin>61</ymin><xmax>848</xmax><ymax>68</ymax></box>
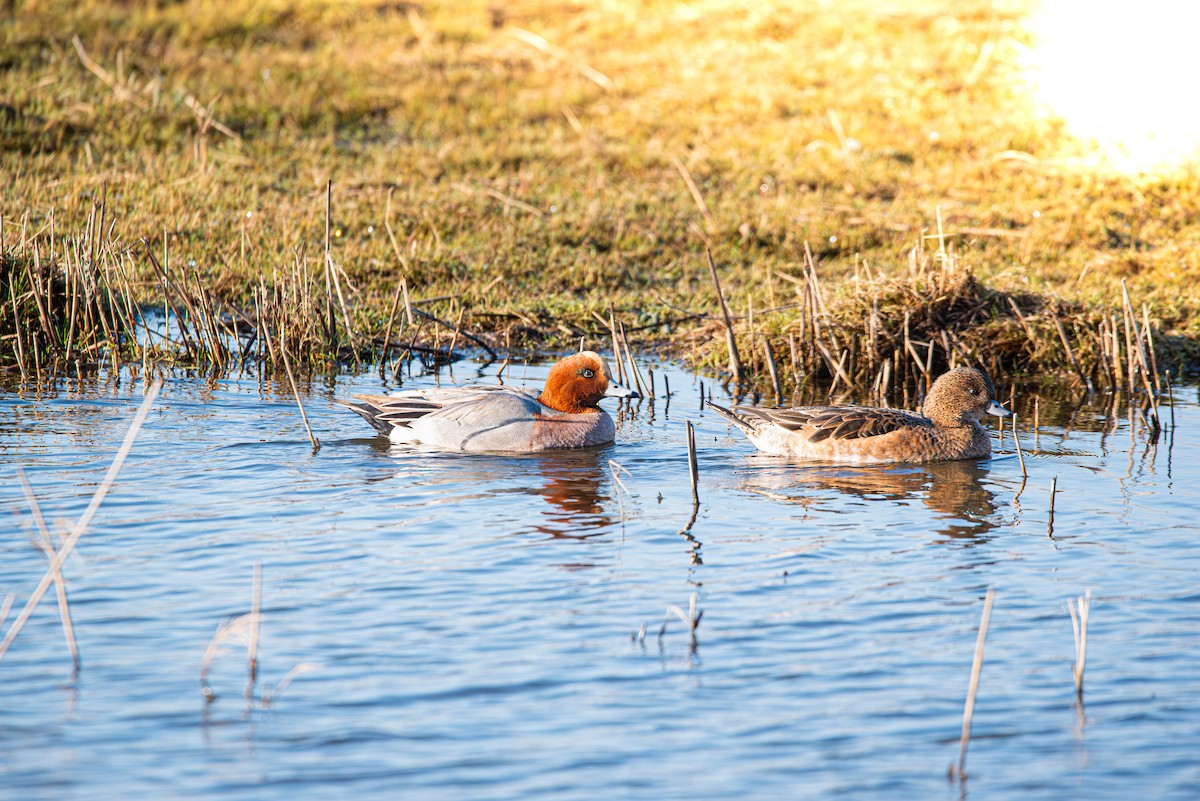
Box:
<box><xmin>986</xmin><ymin>400</ymin><xmax>1013</xmax><ymax>418</ymax></box>
<box><xmin>605</xmin><ymin>382</ymin><xmax>639</xmax><ymax>399</ymax></box>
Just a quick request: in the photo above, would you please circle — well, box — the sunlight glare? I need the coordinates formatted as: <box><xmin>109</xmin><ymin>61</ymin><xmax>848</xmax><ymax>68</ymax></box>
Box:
<box><xmin>1025</xmin><ymin>1</ymin><xmax>1200</xmax><ymax>173</ymax></box>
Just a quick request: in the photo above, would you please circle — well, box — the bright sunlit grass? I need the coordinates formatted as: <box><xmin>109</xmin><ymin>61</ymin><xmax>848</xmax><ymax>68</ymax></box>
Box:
<box><xmin>1025</xmin><ymin>0</ymin><xmax>1200</xmax><ymax>173</ymax></box>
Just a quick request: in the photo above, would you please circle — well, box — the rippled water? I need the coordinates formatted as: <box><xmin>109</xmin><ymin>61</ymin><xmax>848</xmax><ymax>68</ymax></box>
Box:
<box><xmin>2</xmin><ymin>359</ymin><xmax>1198</xmax><ymax>800</ymax></box>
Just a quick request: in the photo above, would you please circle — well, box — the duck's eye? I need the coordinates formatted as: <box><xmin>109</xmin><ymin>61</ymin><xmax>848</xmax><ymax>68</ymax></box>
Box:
<box><xmin>578</xmin><ymin>368</ymin><xmax>595</xmax><ymax>379</ymax></box>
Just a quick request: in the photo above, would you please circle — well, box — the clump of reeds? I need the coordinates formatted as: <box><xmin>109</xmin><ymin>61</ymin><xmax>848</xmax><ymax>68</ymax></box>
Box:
<box><xmin>685</xmin><ymin>237</ymin><xmax>1181</xmax><ymax>407</ymax></box>
<box><xmin>0</xmin><ymin>199</ymin><xmax>488</xmax><ymax>381</ymax></box>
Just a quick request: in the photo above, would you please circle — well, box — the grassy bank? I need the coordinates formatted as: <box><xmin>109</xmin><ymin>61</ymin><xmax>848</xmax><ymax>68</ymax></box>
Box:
<box><xmin>3</xmin><ymin>0</ymin><xmax>1200</xmax><ymax>391</ymax></box>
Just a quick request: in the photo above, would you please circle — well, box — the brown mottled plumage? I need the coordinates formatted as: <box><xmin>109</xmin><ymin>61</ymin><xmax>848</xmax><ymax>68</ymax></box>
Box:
<box><xmin>709</xmin><ymin>367</ymin><xmax>1012</xmax><ymax>463</ymax></box>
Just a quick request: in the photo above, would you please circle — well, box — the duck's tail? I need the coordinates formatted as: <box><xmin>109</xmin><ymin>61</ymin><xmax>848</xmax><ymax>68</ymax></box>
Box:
<box><xmin>705</xmin><ymin>400</ymin><xmax>757</xmax><ymax>434</ymax></box>
<box><xmin>336</xmin><ymin>395</ymin><xmax>396</xmax><ymax>435</ymax></box>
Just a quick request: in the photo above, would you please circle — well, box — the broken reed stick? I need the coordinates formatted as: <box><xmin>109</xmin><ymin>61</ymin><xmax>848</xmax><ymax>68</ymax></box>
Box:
<box><xmin>1047</xmin><ymin>476</ymin><xmax>1058</xmax><ymax>537</ymax></box>
<box><xmin>379</xmin><ymin>279</ymin><xmax>406</xmax><ymax>378</ymax></box>
<box><xmin>686</xmin><ymin>420</ymin><xmax>699</xmax><ymax>506</ymax></box>
<box><xmin>1165</xmin><ymin>370</ymin><xmax>1175</xmax><ymax>429</ymax></box>
<box><xmin>0</xmin><ymin>378</ymin><xmax>162</xmax><ymax>665</ymax></box>
<box><xmin>608</xmin><ymin>459</ymin><xmax>633</xmax><ymax>526</ymax></box>
<box><xmin>17</xmin><ymin>466</ymin><xmax>80</xmax><ymax>671</ymax></box>
<box><xmin>618</xmin><ymin>321</ymin><xmax>648</xmax><ymax>398</ymax></box>
<box><xmin>1012</xmin><ymin>414</ymin><xmax>1028</xmax><ymax>478</ymax></box>
<box><xmin>323</xmin><ymin>180</ymin><xmax>337</xmax><ymax>349</ymax></box>
<box><xmin>763</xmin><ymin>338</ymin><xmax>782</xmax><ymax>404</ymax></box>
<box><xmin>248</xmin><ymin>562</ymin><xmax>262</xmax><ymax>688</ymax></box>
<box><xmin>278</xmin><ymin>330</ymin><xmax>320</xmax><ymax>453</ymax></box>
<box><xmin>705</xmin><ymin>249</ymin><xmax>744</xmax><ymax>384</ymax></box>
<box><xmin>1052</xmin><ymin>312</ymin><xmax>1094</xmax><ymax>393</ymax></box>
<box><xmin>658</xmin><ymin>592</ymin><xmax>702</xmax><ymax>648</ymax></box>
<box><xmin>952</xmin><ymin>587</ymin><xmax>996</xmax><ymax>782</ymax></box>
<box><xmin>670</xmin><ymin>154</ymin><xmax>716</xmax><ymax>233</ymax></box>
<box><xmin>607</xmin><ymin>304</ymin><xmax>627</xmax><ymax>387</ymax></box>
<box><xmin>1068</xmin><ymin>589</ymin><xmax>1091</xmax><ymax>698</ymax></box>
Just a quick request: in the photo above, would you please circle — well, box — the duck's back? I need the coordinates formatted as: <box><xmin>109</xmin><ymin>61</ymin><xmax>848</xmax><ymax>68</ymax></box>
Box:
<box><xmin>716</xmin><ymin>403</ymin><xmax>988</xmax><ymax>463</ymax></box>
<box><xmin>348</xmin><ymin>386</ymin><xmax>614</xmax><ymax>452</ymax></box>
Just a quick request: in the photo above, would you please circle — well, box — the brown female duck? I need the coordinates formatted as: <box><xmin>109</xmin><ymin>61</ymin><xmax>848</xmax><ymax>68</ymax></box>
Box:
<box><xmin>708</xmin><ymin>367</ymin><xmax>1012</xmax><ymax>463</ymax></box>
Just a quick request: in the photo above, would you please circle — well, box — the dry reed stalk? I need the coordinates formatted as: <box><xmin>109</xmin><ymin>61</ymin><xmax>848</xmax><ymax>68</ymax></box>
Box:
<box><xmin>619</xmin><ymin>322</ymin><xmax>648</xmax><ymax>397</ymax></box>
<box><xmin>1068</xmin><ymin>589</ymin><xmax>1091</xmax><ymax>698</ymax></box>
<box><xmin>261</xmin><ymin>662</ymin><xmax>321</xmax><ymax>706</ymax></box>
<box><xmin>686</xmin><ymin>420</ymin><xmax>699</xmax><ymax>506</ymax></box>
<box><xmin>0</xmin><ymin>378</ymin><xmax>162</xmax><ymax>665</ymax></box>
<box><xmin>17</xmin><ymin>466</ymin><xmax>80</xmax><ymax>671</ymax></box>
<box><xmin>606</xmin><ymin>305</ymin><xmax>627</xmax><ymax>386</ymax></box>
<box><xmin>951</xmin><ymin>587</ymin><xmax>995</xmax><ymax>782</ymax></box>
<box><xmin>323</xmin><ymin>181</ymin><xmax>337</xmax><ymax>349</ymax></box>
<box><xmin>8</xmin><ymin>281</ymin><xmax>28</xmax><ymax>382</ymax></box>
<box><xmin>278</xmin><ymin>329</ymin><xmax>320</xmax><ymax>453</ymax></box>
<box><xmin>200</xmin><ymin>614</ymin><xmax>252</xmax><ymax>702</ymax></box>
<box><xmin>789</xmin><ymin>331</ymin><xmax>799</xmax><ymax>388</ymax></box>
<box><xmin>763</xmin><ymin>338</ymin><xmax>782</xmax><ymax>404</ymax></box>
<box><xmin>1142</xmin><ymin>304</ymin><xmax>1161</xmax><ymax>393</ymax></box>
<box><xmin>705</xmin><ymin>249</ymin><xmax>744</xmax><ymax>384</ymax></box>
<box><xmin>142</xmin><ymin>238</ymin><xmax>199</xmax><ymax>359</ymax></box>
<box><xmin>379</xmin><ymin>280</ymin><xmax>405</xmax><ymax>376</ymax></box>
<box><xmin>1047</xmin><ymin>476</ymin><xmax>1058</xmax><ymax>538</ymax></box>
<box><xmin>445</xmin><ymin>304</ymin><xmax>466</xmax><ymax>360</ymax></box>
<box><xmin>1033</xmin><ymin>397</ymin><xmax>1040</xmax><ymax>446</ymax></box>
<box><xmin>1120</xmin><ymin>282</ymin><xmax>1158</xmax><ymax>419</ymax></box>
<box><xmin>1165</xmin><ymin>370</ymin><xmax>1176</xmax><ymax>429</ymax></box>
<box><xmin>1049</xmin><ymin>312</ymin><xmax>1086</xmax><ymax>391</ymax></box>
<box><xmin>497</xmin><ymin>329</ymin><xmax>511</xmax><ymax>381</ymax></box>
<box><xmin>1012</xmin><ymin>414</ymin><xmax>1028</xmax><ymax>478</ymax></box>
<box><xmin>670</xmin><ymin>155</ymin><xmax>716</xmax><ymax>233</ymax></box>
<box><xmin>608</xmin><ymin>459</ymin><xmax>633</xmax><ymax>525</ymax></box>
<box><xmin>247</xmin><ymin>562</ymin><xmax>262</xmax><ymax>695</ymax></box>
<box><xmin>658</xmin><ymin>592</ymin><xmax>702</xmax><ymax>649</ymax></box>
<box><xmin>0</xmin><ymin>594</ymin><xmax>12</xmax><ymax>629</ymax></box>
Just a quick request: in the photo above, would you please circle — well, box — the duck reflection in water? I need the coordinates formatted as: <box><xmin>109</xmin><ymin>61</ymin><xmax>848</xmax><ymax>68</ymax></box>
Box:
<box><xmin>526</xmin><ymin>448</ymin><xmax>615</xmax><ymax>540</ymax></box>
<box><xmin>369</xmin><ymin>438</ymin><xmax>617</xmax><ymax>542</ymax></box>
<box><xmin>737</xmin><ymin>457</ymin><xmax>1000</xmax><ymax>543</ymax></box>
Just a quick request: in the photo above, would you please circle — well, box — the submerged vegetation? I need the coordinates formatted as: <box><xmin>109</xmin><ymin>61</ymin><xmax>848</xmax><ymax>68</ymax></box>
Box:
<box><xmin>3</xmin><ymin>0</ymin><xmax>1200</xmax><ymax>395</ymax></box>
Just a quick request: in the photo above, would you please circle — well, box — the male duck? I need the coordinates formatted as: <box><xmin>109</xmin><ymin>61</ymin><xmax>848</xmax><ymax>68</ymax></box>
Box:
<box><xmin>708</xmin><ymin>367</ymin><xmax>1012</xmax><ymax>463</ymax></box>
<box><xmin>343</xmin><ymin>351</ymin><xmax>638</xmax><ymax>452</ymax></box>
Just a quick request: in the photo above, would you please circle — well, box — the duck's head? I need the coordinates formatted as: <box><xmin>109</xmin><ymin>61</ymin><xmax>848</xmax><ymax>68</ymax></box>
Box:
<box><xmin>922</xmin><ymin>367</ymin><xmax>1011</xmax><ymax>426</ymax></box>
<box><xmin>539</xmin><ymin>351</ymin><xmax>638</xmax><ymax>413</ymax></box>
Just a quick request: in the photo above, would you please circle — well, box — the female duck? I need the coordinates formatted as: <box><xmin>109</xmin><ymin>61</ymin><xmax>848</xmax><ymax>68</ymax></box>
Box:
<box><xmin>343</xmin><ymin>351</ymin><xmax>637</xmax><ymax>452</ymax></box>
<box><xmin>708</xmin><ymin>367</ymin><xmax>1011</xmax><ymax>463</ymax></box>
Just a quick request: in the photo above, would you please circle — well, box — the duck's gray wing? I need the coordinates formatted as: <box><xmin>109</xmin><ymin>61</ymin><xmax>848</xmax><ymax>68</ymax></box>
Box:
<box><xmin>343</xmin><ymin>386</ymin><xmax>540</xmax><ymax>434</ymax></box>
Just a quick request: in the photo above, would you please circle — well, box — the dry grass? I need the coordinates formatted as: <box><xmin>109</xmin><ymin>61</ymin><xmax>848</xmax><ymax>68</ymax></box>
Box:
<box><xmin>4</xmin><ymin>0</ymin><xmax>1200</xmax><ymax>387</ymax></box>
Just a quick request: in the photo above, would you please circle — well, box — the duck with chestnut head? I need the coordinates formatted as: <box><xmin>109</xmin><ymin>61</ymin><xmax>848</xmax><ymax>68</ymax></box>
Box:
<box><xmin>342</xmin><ymin>351</ymin><xmax>638</xmax><ymax>452</ymax></box>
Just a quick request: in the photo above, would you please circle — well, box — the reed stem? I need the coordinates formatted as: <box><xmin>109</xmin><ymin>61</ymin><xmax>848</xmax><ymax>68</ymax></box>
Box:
<box><xmin>952</xmin><ymin>587</ymin><xmax>995</xmax><ymax>782</ymax></box>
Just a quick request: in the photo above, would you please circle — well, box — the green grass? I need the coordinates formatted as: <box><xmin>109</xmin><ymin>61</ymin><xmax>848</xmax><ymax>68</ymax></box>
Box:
<box><xmin>3</xmin><ymin>0</ymin><xmax>1200</xmax><ymax>387</ymax></box>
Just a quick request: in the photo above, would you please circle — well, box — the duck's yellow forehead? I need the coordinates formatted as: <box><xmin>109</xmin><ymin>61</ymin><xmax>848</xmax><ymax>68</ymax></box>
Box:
<box><xmin>575</xmin><ymin>351</ymin><xmax>609</xmax><ymax>378</ymax></box>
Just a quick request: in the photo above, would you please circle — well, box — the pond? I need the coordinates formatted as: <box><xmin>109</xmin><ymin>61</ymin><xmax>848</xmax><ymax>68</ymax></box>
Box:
<box><xmin>1</xmin><ymin>357</ymin><xmax>1198</xmax><ymax>800</ymax></box>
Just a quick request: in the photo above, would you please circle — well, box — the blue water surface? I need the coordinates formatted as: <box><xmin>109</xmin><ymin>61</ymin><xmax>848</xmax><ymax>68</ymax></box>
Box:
<box><xmin>1</xmin><ymin>359</ymin><xmax>1198</xmax><ymax>800</ymax></box>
